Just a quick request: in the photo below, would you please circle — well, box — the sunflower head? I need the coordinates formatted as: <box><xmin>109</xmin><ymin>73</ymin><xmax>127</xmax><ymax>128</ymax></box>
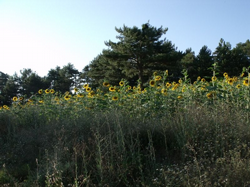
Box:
<box><xmin>103</xmin><ymin>82</ymin><xmax>110</xmax><ymax>87</ymax></box>
<box><xmin>77</xmin><ymin>93</ymin><xmax>84</xmax><ymax>98</ymax></box>
<box><xmin>227</xmin><ymin>78</ymin><xmax>234</xmax><ymax>85</ymax></box>
<box><xmin>45</xmin><ymin>89</ymin><xmax>50</xmax><ymax>94</ymax></box>
<box><xmin>149</xmin><ymin>80</ymin><xmax>156</xmax><ymax>87</ymax></box>
<box><xmin>112</xmin><ymin>96</ymin><xmax>118</xmax><ymax>101</ymax></box>
<box><xmin>74</xmin><ymin>88</ymin><xmax>78</xmax><ymax>92</ymax></box>
<box><xmin>243</xmin><ymin>79</ymin><xmax>249</xmax><ymax>86</ymax></box>
<box><xmin>212</xmin><ymin>76</ymin><xmax>217</xmax><ymax>82</ymax></box>
<box><xmin>86</xmin><ymin>87</ymin><xmax>92</xmax><ymax>92</ymax></box>
<box><xmin>177</xmin><ymin>95</ymin><xmax>183</xmax><ymax>99</ymax></box>
<box><xmin>165</xmin><ymin>82</ymin><xmax>171</xmax><ymax>88</ymax></box>
<box><xmin>223</xmin><ymin>72</ymin><xmax>228</xmax><ymax>78</ymax></box>
<box><xmin>12</xmin><ymin>96</ymin><xmax>18</xmax><ymax>102</ymax></box>
<box><xmin>161</xmin><ymin>88</ymin><xmax>167</xmax><ymax>95</ymax></box>
<box><xmin>38</xmin><ymin>89</ymin><xmax>43</xmax><ymax>94</ymax></box>
<box><xmin>206</xmin><ymin>91</ymin><xmax>216</xmax><ymax>99</ymax></box>
<box><xmin>109</xmin><ymin>87</ymin><xmax>115</xmax><ymax>92</ymax></box>
<box><xmin>119</xmin><ymin>81</ymin><xmax>125</xmax><ymax>86</ymax></box>
<box><xmin>155</xmin><ymin>76</ymin><xmax>162</xmax><ymax>81</ymax></box>
<box><xmin>50</xmin><ymin>89</ymin><xmax>55</xmax><ymax>94</ymax></box>
<box><xmin>64</xmin><ymin>95</ymin><xmax>71</xmax><ymax>100</ymax></box>
<box><xmin>83</xmin><ymin>84</ymin><xmax>89</xmax><ymax>88</ymax></box>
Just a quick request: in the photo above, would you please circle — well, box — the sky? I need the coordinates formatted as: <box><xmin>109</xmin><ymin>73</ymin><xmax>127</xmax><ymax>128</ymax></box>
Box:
<box><xmin>1</xmin><ymin>0</ymin><xmax>250</xmax><ymax>77</ymax></box>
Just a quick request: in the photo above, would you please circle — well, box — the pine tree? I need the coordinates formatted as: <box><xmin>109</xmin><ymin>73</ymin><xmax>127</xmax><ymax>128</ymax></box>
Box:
<box><xmin>102</xmin><ymin>23</ymin><xmax>177</xmax><ymax>88</ymax></box>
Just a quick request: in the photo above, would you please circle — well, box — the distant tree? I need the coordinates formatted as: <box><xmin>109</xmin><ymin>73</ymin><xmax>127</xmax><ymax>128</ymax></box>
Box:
<box><xmin>102</xmin><ymin>22</ymin><xmax>178</xmax><ymax>88</ymax></box>
<box><xmin>83</xmin><ymin>54</ymin><xmax>138</xmax><ymax>88</ymax></box>
<box><xmin>0</xmin><ymin>71</ymin><xmax>8</xmax><ymax>95</ymax></box>
<box><xmin>195</xmin><ymin>46</ymin><xmax>214</xmax><ymax>78</ymax></box>
<box><xmin>1</xmin><ymin>73</ymin><xmax>21</xmax><ymax>105</ymax></box>
<box><xmin>180</xmin><ymin>48</ymin><xmax>196</xmax><ymax>80</ymax></box>
<box><xmin>19</xmin><ymin>69</ymin><xmax>48</xmax><ymax>96</ymax></box>
<box><xmin>214</xmin><ymin>38</ymin><xmax>249</xmax><ymax>76</ymax></box>
<box><xmin>236</xmin><ymin>39</ymin><xmax>250</xmax><ymax>56</ymax></box>
<box><xmin>46</xmin><ymin>63</ymin><xmax>79</xmax><ymax>93</ymax></box>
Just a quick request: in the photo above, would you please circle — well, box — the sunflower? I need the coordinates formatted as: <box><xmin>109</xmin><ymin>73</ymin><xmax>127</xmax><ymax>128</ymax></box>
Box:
<box><xmin>50</xmin><ymin>89</ymin><xmax>55</xmax><ymax>94</ymax></box>
<box><xmin>206</xmin><ymin>91</ymin><xmax>216</xmax><ymax>99</ymax></box>
<box><xmin>201</xmin><ymin>86</ymin><xmax>206</xmax><ymax>91</ymax></box>
<box><xmin>165</xmin><ymin>70</ymin><xmax>168</xmax><ymax>76</ymax></box>
<box><xmin>103</xmin><ymin>82</ymin><xmax>110</xmax><ymax>87</ymax></box>
<box><xmin>54</xmin><ymin>97</ymin><xmax>60</xmax><ymax>101</ymax></box>
<box><xmin>206</xmin><ymin>92</ymin><xmax>213</xmax><ymax>99</ymax></box>
<box><xmin>161</xmin><ymin>88</ymin><xmax>167</xmax><ymax>95</ymax></box>
<box><xmin>86</xmin><ymin>87</ymin><xmax>92</xmax><ymax>92</ymax></box>
<box><xmin>211</xmin><ymin>76</ymin><xmax>217</xmax><ymax>82</ymax></box>
<box><xmin>89</xmin><ymin>91</ymin><xmax>95</xmax><ymax>96</ymax></box>
<box><xmin>243</xmin><ymin>79</ymin><xmax>249</xmax><ymax>86</ymax></box>
<box><xmin>223</xmin><ymin>72</ymin><xmax>228</xmax><ymax>78</ymax></box>
<box><xmin>119</xmin><ymin>81</ymin><xmax>125</xmax><ymax>86</ymax></box>
<box><xmin>64</xmin><ymin>95</ymin><xmax>71</xmax><ymax>100</ymax></box>
<box><xmin>38</xmin><ymin>89</ymin><xmax>43</xmax><ymax>94</ymax></box>
<box><xmin>233</xmin><ymin>76</ymin><xmax>238</xmax><ymax>82</ymax></box>
<box><xmin>227</xmin><ymin>78</ymin><xmax>234</xmax><ymax>85</ymax></box>
<box><xmin>149</xmin><ymin>80</ymin><xmax>156</xmax><ymax>87</ymax></box>
<box><xmin>19</xmin><ymin>97</ymin><xmax>24</xmax><ymax>101</ymax></box>
<box><xmin>171</xmin><ymin>84</ymin><xmax>179</xmax><ymax>91</ymax></box>
<box><xmin>241</xmin><ymin>73</ymin><xmax>245</xmax><ymax>77</ymax></box>
<box><xmin>3</xmin><ymin>105</ymin><xmax>9</xmax><ymax>110</ymax></box>
<box><xmin>155</xmin><ymin>76</ymin><xmax>162</xmax><ymax>81</ymax></box>
<box><xmin>201</xmin><ymin>78</ymin><xmax>206</xmax><ymax>82</ymax></box>
<box><xmin>77</xmin><ymin>93</ymin><xmax>84</xmax><ymax>98</ymax></box>
<box><xmin>178</xmin><ymin>79</ymin><xmax>182</xmax><ymax>84</ymax></box>
<box><xmin>112</xmin><ymin>96</ymin><xmax>118</xmax><ymax>101</ymax></box>
<box><xmin>109</xmin><ymin>87</ymin><xmax>115</xmax><ymax>92</ymax></box>
<box><xmin>45</xmin><ymin>89</ymin><xmax>50</xmax><ymax>94</ymax></box>
<box><xmin>197</xmin><ymin>76</ymin><xmax>201</xmax><ymax>81</ymax></box>
<box><xmin>39</xmin><ymin>100</ymin><xmax>44</xmax><ymax>103</ymax></box>
<box><xmin>166</xmin><ymin>82</ymin><xmax>171</xmax><ymax>88</ymax></box>
<box><xmin>12</xmin><ymin>96</ymin><xmax>18</xmax><ymax>102</ymax></box>
<box><xmin>83</xmin><ymin>84</ymin><xmax>89</xmax><ymax>88</ymax></box>
<box><xmin>74</xmin><ymin>88</ymin><xmax>78</xmax><ymax>92</ymax></box>
<box><xmin>236</xmin><ymin>84</ymin><xmax>241</xmax><ymax>89</ymax></box>
<box><xmin>177</xmin><ymin>95</ymin><xmax>183</xmax><ymax>99</ymax></box>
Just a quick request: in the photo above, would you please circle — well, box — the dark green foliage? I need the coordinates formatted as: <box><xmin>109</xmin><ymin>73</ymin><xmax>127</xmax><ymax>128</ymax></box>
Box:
<box><xmin>45</xmin><ymin>63</ymin><xmax>80</xmax><ymax>93</ymax></box>
<box><xmin>102</xmin><ymin>22</ymin><xmax>180</xmax><ymax>87</ymax></box>
<box><xmin>214</xmin><ymin>38</ymin><xmax>250</xmax><ymax>75</ymax></box>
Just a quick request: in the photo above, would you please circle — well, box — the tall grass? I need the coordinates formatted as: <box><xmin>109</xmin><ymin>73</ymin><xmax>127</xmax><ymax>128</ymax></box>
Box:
<box><xmin>1</xmin><ymin>70</ymin><xmax>250</xmax><ymax>186</ymax></box>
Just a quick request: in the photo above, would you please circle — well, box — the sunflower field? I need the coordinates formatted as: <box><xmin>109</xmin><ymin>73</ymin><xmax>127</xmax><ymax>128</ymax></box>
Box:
<box><xmin>1</xmin><ymin>68</ymin><xmax>250</xmax><ymax>186</ymax></box>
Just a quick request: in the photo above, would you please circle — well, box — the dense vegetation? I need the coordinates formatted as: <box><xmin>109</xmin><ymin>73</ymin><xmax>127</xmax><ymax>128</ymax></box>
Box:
<box><xmin>2</xmin><ymin>68</ymin><xmax>250</xmax><ymax>186</ymax></box>
<box><xmin>1</xmin><ymin>23</ymin><xmax>250</xmax><ymax>186</ymax></box>
<box><xmin>1</xmin><ymin>23</ymin><xmax>250</xmax><ymax>105</ymax></box>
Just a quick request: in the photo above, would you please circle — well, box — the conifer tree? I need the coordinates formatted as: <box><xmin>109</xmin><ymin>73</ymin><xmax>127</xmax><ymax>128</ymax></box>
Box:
<box><xmin>102</xmin><ymin>23</ymin><xmax>177</xmax><ymax>87</ymax></box>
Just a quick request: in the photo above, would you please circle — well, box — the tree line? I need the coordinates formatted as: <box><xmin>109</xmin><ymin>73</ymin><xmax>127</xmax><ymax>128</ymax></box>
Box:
<box><xmin>1</xmin><ymin>23</ymin><xmax>250</xmax><ymax>105</ymax></box>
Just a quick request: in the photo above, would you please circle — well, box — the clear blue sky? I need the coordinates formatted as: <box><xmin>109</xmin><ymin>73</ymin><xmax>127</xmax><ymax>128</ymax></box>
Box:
<box><xmin>1</xmin><ymin>0</ymin><xmax>250</xmax><ymax>77</ymax></box>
